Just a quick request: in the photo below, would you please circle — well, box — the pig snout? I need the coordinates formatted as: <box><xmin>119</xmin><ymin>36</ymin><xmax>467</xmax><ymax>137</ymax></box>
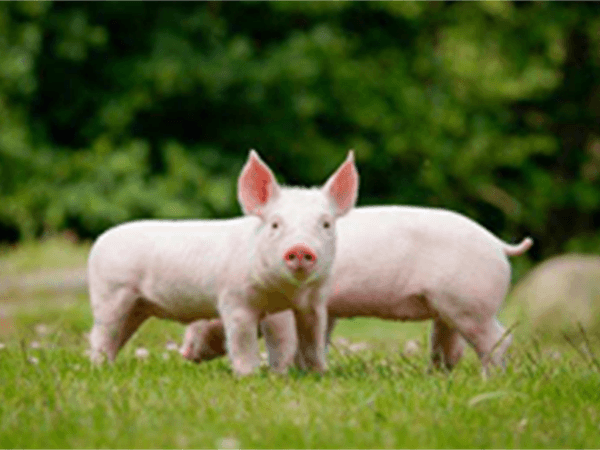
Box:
<box><xmin>180</xmin><ymin>344</ymin><xmax>193</xmax><ymax>360</ymax></box>
<box><xmin>283</xmin><ymin>244</ymin><xmax>317</xmax><ymax>273</ymax></box>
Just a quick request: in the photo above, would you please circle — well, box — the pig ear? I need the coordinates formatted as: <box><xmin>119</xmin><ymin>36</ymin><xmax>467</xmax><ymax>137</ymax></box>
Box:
<box><xmin>322</xmin><ymin>150</ymin><xmax>359</xmax><ymax>217</ymax></box>
<box><xmin>238</xmin><ymin>149</ymin><xmax>281</xmax><ymax>217</ymax></box>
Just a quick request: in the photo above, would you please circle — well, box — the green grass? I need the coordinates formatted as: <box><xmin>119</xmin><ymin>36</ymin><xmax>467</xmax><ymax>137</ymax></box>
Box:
<box><xmin>2</xmin><ymin>297</ymin><xmax>600</xmax><ymax>448</ymax></box>
<box><xmin>0</xmin><ymin>235</ymin><xmax>91</xmax><ymax>276</ymax></box>
<box><xmin>1</xmin><ymin>239</ymin><xmax>599</xmax><ymax>448</ymax></box>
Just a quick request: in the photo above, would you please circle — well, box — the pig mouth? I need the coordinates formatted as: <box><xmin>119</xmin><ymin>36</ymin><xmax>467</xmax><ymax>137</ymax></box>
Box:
<box><xmin>284</xmin><ymin>265</ymin><xmax>322</xmax><ymax>286</ymax></box>
<box><xmin>291</xmin><ymin>267</ymin><xmax>310</xmax><ymax>279</ymax></box>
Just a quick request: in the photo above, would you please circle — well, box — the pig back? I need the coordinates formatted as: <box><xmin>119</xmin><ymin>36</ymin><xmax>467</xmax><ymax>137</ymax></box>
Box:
<box><xmin>326</xmin><ymin>206</ymin><xmax>511</xmax><ymax>318</ymax></box>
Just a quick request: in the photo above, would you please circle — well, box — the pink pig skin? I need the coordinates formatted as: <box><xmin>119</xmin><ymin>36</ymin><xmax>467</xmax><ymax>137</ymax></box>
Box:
<box><xmin>87</xmin><ymin>150</ymin><xmax>359</xmax><ymax>375</ymax></box>
<box><xmin>180</xmin><ymin>206</ymin><xmax>532</xmax><ymax>372</ymax></box>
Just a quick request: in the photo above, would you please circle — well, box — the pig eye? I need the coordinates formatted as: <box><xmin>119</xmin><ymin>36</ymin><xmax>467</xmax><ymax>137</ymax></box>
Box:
<box><xmin>271</xmin><ymin>222</ymin><xmax>278</xmax><ymax>229</ymax></box>
<box><xmin>321</xmin><ymin>216</ymin><xmax>332</xmax><ymax>230</ymax></box>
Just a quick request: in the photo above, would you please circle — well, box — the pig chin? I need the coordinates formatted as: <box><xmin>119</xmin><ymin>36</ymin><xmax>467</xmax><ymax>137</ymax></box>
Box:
<box><xmin>282</xmin><ymin>264</ymin><xmax>323</xmax><ymax>287</ymax></box>
<box><xmin>290</xmin><ymin>266</ymin><xmax>310</xmax><ymax>280</ymax></box>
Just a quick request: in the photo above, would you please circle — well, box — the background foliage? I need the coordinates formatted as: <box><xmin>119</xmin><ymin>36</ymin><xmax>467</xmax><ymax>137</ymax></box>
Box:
<box><xmin>1</xmin><ymin>1</ymin><xmax>600</xmax><ymax>259</ymax></box>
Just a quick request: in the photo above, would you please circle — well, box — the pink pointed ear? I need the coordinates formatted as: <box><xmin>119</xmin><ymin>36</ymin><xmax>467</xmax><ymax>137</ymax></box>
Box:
<box><xmin>322</xmin><ymin>150</ymin><xmax>359</xmax><ymax>217</ymax></box>
<box><xmin>237</xmin><ymin>149</ymin><xmax>280</xmax><ymax>216</ymax></box>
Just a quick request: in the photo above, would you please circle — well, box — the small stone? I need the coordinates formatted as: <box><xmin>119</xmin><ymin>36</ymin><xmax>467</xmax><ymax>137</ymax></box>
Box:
<box><xmin>30</xmin><ymin>341</ymin><xmax>41</xmax><ymax>349</ymax></box>
<box><xmin>0</xmin><ymin>342</ymin><xmax>6</xmax><ymax>350</ymax></box>
<box><xmin>28</xmin><ymin>356</ymin><xmax>39</xmax><ymax>365</ymax></box>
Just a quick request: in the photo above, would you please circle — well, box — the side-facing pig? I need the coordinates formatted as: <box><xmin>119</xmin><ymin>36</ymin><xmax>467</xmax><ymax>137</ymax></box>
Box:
<box><xmin>87</xmin><ymin>150</ymin><xmax>359</xmax><ymax>375</ymax></box>
<box><xmin>180</xmin><ymin>206</ymin><xmax>532</xmax><ymax>371</ymax></box>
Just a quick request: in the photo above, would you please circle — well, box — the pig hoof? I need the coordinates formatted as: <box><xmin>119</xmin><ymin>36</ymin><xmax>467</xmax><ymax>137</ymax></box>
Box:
<box><xmin>90</xmin><ymin>351</ymin><xmax>107</xmax><ymax>365</ymax></box>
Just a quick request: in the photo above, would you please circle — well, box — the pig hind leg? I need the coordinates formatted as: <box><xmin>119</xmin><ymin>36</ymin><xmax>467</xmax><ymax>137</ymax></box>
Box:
<box><xmin>430</xmin><ymin>319</ymin><xmax>465</xmax><ymax>371</ymax></box>
<box><xmin>89</xmin><ymin>286</ymin><xmax>150</xmax><ymax>363</ymax></box>
<box><xmin>456</xmin><ymin>316</ymin><xmax>512</xmax><ymax>371</ymax></box>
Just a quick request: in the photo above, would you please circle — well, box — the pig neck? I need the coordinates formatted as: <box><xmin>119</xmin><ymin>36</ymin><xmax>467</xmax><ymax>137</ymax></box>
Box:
<box><xmin>250</xmin><ymin>269</ymin><xmax>325</xmax><ymax>297</ymax></box>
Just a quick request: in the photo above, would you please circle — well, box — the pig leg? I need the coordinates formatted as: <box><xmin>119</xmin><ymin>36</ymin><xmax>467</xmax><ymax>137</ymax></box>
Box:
<box><xmin>89</xmin><ymin>286</ymin><xmax>149</xmax><ymax>363</ymax></box>
<box><xmin>218</xmin><ymin>299</ymin><xmax>261</xmax><ymax>375</ymax></box>
<box><xmin>180</xmin><ymin>319</ymin><xmax>232</xmax><ymax>363</ymax></box>
<box><xmin>294</xmin><ymin>314</ymin><xmax>336</xmax><ymax>369</ymax></box>
<box><xmin>488</xmin><ymin>318</ymin><xmax>513</xmax><ymax>366</ymax></box>
<box><xmin>457</xmin><ymin>316</ymin><xmax>513</xmax><ymax>371</ymax></box>
<box><xmin>429</xmin><ymin>319</ymin><xmax>465</xmax><ymax>371</ymax></box>
<box><xmin>325</xmin><ymin>316</ymin><xmax>337</xmax><ymax>346</ymax></box>
<box><xmin>261</xmin><ymin>311</ymin><xmax>297</xmax><ymax>373</ymax></box>
<box><xmin>293</xmin><ymin>302</ymin><xmax>328</xmax><ymax>373</ymax></box>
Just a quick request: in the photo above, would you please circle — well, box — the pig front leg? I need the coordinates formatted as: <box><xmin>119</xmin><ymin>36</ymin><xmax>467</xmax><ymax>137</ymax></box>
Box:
<box><xmin>294</xmin><ymin>313</ymin><xmax>336</xmax><ymax>369</ymax></box>
<box><xmin>260</xmin><ymin>310</ymin><xmax>297</xmax><ymax>373</ymax></box>
<box><xmin>89</xmin><ymin>285</ymin><xmax>150</xmax><ymax>363</ymax></box>
<box><xmin>293</xmin><ymin>298</ymin><xmax>328</xmax><ymax>373</ymax></box>
<box><xmin>430</xmin><ymin>319</ymin><xmax>466</xmax><ymax>371</ymax></box>
<box><xmin>218</xmin><ymin>295</ymin><xmax>261</xmax><ymax>376</ymax></box>
<box><xmin>325</xmin><ymin>315</ymin><xmax>337</xmax><ymax>346</ymax></box>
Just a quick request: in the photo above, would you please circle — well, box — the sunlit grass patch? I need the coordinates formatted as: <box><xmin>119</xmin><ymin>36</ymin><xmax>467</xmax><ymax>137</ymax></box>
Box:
<box><xmin>0</xmin><ymin>235</ymin><xmax>90</xmax><ymax>276</ymax></box>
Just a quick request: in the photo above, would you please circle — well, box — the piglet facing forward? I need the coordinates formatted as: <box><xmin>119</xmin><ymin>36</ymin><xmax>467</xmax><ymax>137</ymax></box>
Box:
<box><xmin>181</xmin><ymin>206</ymin><xmax>532</xmax><ymax>372</ymax></box>
<box><xmin>87</xmin><ymin>150</ymin><xmax>359</xmax><ymax>375</ymax></box>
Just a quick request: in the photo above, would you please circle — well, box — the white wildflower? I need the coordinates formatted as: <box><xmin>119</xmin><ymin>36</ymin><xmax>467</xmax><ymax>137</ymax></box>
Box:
<box><xmin>165</xmin><ymin>341</ymin><xmax>179</xmax><ymax>351</ymax></box>
<box><xmin>217</xmin><ymin>437</ymin><xmax>240</xmax><ymax>449</ymax></box>
<box><xmin>135</xmin><ymin>347</ymin><xmax>150</xmax><ymax>359</ymax></box>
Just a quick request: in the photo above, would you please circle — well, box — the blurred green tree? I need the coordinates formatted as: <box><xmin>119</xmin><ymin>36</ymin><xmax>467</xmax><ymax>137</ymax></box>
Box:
<box><xmin>0</xmin><ymin>1</ymin><xmax>599</xmax><ymax>260</ymax></box>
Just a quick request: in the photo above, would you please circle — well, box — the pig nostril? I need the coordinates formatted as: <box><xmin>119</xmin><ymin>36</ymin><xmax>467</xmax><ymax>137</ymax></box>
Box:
<box><xmin>287</xmin><ymin>253</ymin><xmax>295</xmax><ymax>261</ymax></box>
<box><xmin>305</xmin><ymin>254</ymin><xmax>313</xmax><ymax>261</ymax></box>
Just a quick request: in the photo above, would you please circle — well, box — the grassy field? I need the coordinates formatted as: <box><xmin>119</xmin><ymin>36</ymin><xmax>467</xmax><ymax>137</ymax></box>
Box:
<box><xmin>1</xmin><ymin>237</ymin><xmax>599</xmax><ymax>448</ymax></box>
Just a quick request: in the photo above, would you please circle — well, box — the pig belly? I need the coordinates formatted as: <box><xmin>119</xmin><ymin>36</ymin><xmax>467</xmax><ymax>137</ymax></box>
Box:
<box><xmin>153</xmin><ymin>297</ymin><xmax>218</xmax><ymax>323</ymax></box>
<box><xmin>327</xmin><ymin>291</ymin><xmax>434</xmax><ymax>321</ymax></box>
<box><xmin>140</xmin><ymin>277</ymin><xmax>220</xmax><ymax>323</ymax></box>
<box><xmin>138</xmin><ymin>293</ymin><xmax>219</xmax><ymax>324</ymax></box>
